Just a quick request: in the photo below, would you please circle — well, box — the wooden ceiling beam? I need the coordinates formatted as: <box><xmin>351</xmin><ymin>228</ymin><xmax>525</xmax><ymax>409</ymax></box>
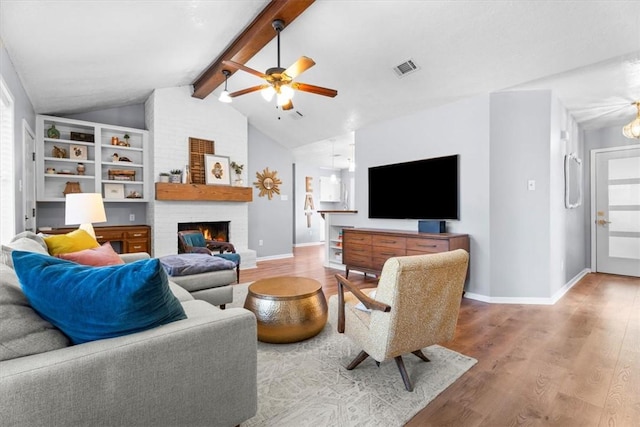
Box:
<box><xmin>191</xmin><ymin>0</ymin><xmax>315</xmax><ymax>99</ymax></box>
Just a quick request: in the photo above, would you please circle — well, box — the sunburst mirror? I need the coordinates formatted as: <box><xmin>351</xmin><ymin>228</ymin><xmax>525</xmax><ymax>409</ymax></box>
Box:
<box><xmin>254</xmin><ymin>167</ymin><xmax>282</xmax><ymax>200</ymax></box>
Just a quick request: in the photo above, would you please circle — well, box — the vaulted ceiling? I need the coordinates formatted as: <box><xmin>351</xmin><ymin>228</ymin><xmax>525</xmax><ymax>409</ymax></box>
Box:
<box><xmin>2</xmin><ymin>1</ymin><xmax>639</xmax><ymax>168</ymax></box>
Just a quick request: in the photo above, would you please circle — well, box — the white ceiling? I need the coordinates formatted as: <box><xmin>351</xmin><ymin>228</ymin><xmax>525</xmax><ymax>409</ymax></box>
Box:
<box><xmin>2</xmin><ymin>1</ymin><xmax>640</xmax><ymax>169</ymax></box>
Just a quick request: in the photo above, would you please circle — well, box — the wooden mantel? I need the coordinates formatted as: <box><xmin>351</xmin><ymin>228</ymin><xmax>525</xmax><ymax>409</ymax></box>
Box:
<box><xmin>155</xmin><ymin>183</ymin><xmax>252</xmax><ymax>202</ymax></box>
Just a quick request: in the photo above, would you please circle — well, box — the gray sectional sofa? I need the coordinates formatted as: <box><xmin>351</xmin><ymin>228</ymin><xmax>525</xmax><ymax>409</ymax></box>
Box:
<box><xmin>0</xmin><ymin>233</ymin><xmax>257</xmax><ymax>426</ymax></box>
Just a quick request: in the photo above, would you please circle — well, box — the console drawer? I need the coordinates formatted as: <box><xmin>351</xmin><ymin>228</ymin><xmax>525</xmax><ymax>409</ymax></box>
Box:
<box><xmin>406</xmin><ymin>237</ymin><xmax>449</xmax><ymax>254</ymax></box>
<box><xmin>372</xmin><ymin>235</ymin><xmax>406</xmax><ymax>250</ymax></box>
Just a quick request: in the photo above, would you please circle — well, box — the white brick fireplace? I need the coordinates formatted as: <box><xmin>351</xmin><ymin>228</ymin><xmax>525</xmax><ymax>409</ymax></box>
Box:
<box><xmin>145</xmin><ymin>86</ymin><xmax>256</xmax><ymax>267</ymax></box>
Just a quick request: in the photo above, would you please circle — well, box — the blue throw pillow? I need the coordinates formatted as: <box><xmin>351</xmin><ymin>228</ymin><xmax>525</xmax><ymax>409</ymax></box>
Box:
<box><xmin>11</xmin><ymin>251</ymin><xmax>187</xmax><ymax>345</ymax></box>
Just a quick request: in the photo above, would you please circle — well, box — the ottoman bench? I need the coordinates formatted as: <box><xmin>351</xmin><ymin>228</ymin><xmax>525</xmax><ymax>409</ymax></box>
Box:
<box><xmin>160</xmin><ymin>254</ymin><xmax>237</xmax><ymax>309</ymax></box>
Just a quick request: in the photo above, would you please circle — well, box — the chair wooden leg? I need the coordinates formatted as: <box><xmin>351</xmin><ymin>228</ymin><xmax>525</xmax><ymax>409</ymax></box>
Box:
<box><xmin>394</xmin><ymin>356</ymin><xmax>414</xmax><ymax>392</ymax></box>
<box><xmin>219</xmin><ymin>304</ymin><xmax>226</xmax><ymax>310</ymax></box>
<box><xmin>236</xmin><ymin>265</ymin><xmax>240</xmax><ymax>283</ymax></box>
<box><xmin>412</xmin><ymin>350</ymin><xmax>430</xmax><ymax>362</ymax></box>
<box><xmin>346</xmin><ymin>351</ymin><xmax>369</xmax><ymax>370</ymax></box>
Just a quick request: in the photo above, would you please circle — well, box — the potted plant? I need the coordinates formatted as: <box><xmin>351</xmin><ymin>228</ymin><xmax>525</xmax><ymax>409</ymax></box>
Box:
<box><xmin>169</xmin><ymin>169</ymin><xmax>182</xmax><ymax>183</ymax></box>
<box><xmin>123</xmin><ymin>133</ymin><xmax>130</xmax><ymax>146</ymax></box>
<box><xmin>230</xmin><ymin>161</ymin><xmax>244</xmax><ymax>186</ymax></box>
<box><xmin>159</xmin><ymin>172</ymin><xmax>170</xmax><ymax>183</ymax></box>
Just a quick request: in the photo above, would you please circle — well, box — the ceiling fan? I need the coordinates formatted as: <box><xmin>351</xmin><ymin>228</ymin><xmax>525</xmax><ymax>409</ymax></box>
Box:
<box><xmin>222</xmin><ymin>19</ymin><xmax>337</xmax><ymax>111</ymax></box>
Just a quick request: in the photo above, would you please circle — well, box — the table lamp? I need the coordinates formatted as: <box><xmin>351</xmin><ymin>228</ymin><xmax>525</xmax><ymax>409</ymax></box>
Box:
<box><xmin>65</xmin><ymin>193</ymin><xmax>107</xmax><ymax>239</ymax></box>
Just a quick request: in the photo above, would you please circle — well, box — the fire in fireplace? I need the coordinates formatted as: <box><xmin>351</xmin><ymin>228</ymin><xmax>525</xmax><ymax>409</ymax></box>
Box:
<box><xmin>177</xmin><ymin>221</ymin><xmax>230</xmax><ymax>252</ymax></box>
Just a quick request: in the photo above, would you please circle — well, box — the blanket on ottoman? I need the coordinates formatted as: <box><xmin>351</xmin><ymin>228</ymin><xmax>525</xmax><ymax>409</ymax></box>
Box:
<box><xmin>160</xmin><ymin>254</ymin><xmax>236</xmax><ymax>277</ymax></box>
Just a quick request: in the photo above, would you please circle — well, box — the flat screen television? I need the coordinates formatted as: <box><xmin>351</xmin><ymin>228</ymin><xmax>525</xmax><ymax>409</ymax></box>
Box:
<box><xmin>368</xmin><ymin>154</ymin><xmax>459</xmax><ymax>220</ymax></box>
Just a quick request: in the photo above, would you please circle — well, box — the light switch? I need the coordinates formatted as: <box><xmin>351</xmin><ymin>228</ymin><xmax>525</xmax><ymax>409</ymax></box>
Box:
<box><xmin>528</xmin><ymin>180</ymin><xmax>536</xmax><ymax>191</ymax></box>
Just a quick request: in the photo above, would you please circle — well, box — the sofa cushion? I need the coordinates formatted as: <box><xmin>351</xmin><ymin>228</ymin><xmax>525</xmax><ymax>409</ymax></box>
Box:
<box><xmin>12</xmin><ymin>251</ymin><xmax>187</xmax><ymax>345</ymax></box>
<box><xmin>57</xmin><ymin>242</ymin><xmax>125</xmax><ymax>266</ymax></box>
<box><xmin>159</xmin><ymin>253</ymin><xmax>236</xmax><ymax>277</ymax></box>
<box><xmin>43</xmin><ymin>229</ymin><xmax>100</xmax><ymax>256</ymax></box>
<box><xmin>1</xmin><ymin>231</ymin><xmax>49</xmax><ymax>268</ymax></box>
<box><xmin>0</xmin><ymin>265</ymin><xmax>70</xmax><ymax>361</ymax></box>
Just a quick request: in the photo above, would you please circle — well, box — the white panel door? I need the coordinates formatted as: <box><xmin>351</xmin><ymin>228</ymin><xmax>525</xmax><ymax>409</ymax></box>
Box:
<box><xmin>23</xmin><ymin>121</ymin><xmax>36</xmax><ymax>232</ymax></box>
<box><xmin>595</xmin><ymin>147</ymin><xmax>640</xmax><ymax>277</ymax></box>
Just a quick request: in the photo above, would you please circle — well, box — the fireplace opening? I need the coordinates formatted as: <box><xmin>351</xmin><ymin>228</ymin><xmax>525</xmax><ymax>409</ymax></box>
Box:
<box><xmin>177</xmin><ymin>221</ymin><xmax>230</xmax><ymax>253</ymax></box>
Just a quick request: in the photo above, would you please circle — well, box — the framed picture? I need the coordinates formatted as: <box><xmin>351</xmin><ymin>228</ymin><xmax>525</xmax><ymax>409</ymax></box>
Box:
<box><xmin>205</xmin><ymin>154</ymin><xmax>231</xmax><ymax>185</ymax></box>
<box><xmin>104</xmin><ymin>183</ymin><xmax>124</xmax><ymax>199</ymax></box>
<box><xmin>70</xmin><ymin>145</ymin><xmax>88</xmax><ymax>160</ymax></box>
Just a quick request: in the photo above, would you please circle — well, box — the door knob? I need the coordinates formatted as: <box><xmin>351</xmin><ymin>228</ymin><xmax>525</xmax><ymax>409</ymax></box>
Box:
<box><xmin>596</xmin><ymin>218</ymin><xmax>612</xmax><ymax>226</ymax></box>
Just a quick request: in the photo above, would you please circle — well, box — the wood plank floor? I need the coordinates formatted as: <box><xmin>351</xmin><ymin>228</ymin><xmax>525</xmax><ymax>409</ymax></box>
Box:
<box><xmin>239</xmin><ymin>245</ymin><xmax>640</xmax><ymax>426</ymax></box>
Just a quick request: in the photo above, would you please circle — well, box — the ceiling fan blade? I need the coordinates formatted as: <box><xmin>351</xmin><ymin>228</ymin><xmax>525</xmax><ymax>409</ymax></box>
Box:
<box><xmin>281</xmin><ymin>100</ymin><xmax>294</xmax><ymax>111</ymax></box>
<box><xmin>284</xmin><ymin>56</ymin><xmax>315</xmax><ymax>80</ymax></box>
<box><xmin>292</xmin><ymin>82</ymin><xmax>338</xmax><ymax>98</ymax></box>
<box><xmin>222</xmin><ymin>60</ymin><xmax>267</xmax><ymax>79</ymax></box>
<box><xmin>229</xmin><ymin>84</ymin><xmax>269</xmax><ymax>97</ymax></box>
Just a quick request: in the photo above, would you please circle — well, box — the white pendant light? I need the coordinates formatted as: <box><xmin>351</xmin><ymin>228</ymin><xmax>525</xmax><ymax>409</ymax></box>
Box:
<box><xmin>218</xmin><ymin>70</ymin><xmax>232</xmax><ymax>103</ymax></box>
<box><xmin>623</xmin><ymin>102</ymin><xmax>640</xmax><ymax>139</ymax></box>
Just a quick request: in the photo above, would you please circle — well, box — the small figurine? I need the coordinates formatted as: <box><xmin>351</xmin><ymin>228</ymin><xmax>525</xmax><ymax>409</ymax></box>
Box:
<box><xmin>112</xmin><ymin>153</ymin><xmax>119</xmax><ymax>162</ymax></box>
<box><xmin>52</xmin><ymin>146</ymin><xmax>67</xmax><ymax>158</ymax></box>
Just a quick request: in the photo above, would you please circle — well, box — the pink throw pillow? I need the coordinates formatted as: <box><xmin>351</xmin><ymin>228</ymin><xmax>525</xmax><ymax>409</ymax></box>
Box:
<box><xmin>56</xmin><ymin>242</ymin><xmax>124</xmax><ymax>266</ymax></box>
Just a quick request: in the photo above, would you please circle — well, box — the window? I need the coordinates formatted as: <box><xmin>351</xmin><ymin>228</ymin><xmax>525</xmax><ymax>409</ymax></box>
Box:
<box><xmin>0</xmin><ymin>76</ymin><xmax>15</xmax><ymax>244</ymax></box>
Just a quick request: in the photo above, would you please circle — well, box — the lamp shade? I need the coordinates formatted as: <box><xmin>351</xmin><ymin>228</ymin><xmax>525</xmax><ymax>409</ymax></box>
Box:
<box><xmin>65</xmin><ymin>193</ymin><xmax>107</xmax><ymax>238</ymax></box>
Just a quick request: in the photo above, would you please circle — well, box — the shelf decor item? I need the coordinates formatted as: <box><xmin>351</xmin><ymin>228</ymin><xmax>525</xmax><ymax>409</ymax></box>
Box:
<box><xmin>104</xmin><ymin>183</ymin><xmax>125</xmax><ymax>199</ymax></box>
<box><xmin>70</xmin><ymin>145</ymin><xmax>87</xmax><ymax>160</ymax></box>
<box><xmin>159</xmin><ymin>172</ymin><xmax>170</xmax><ymax>183</ymax></box>
<box><xmin>169</xmin><ymin>169</ymin><xmax>182</xmax><ymax>183</ymax></box>
<box><xmin>52</xmin><ymin>146</ymin><xmax>67</xmax><ymax>158</ymax></box>
<box><xmin>47</xmin><ymin>124</ymin><xmax>60</xmax><ymax>139</ymax></box>
<box><xmin>230</xmin><ymin>161</ymin><xmax>244</xmax><ymax>187</ymax></box>
<box><xmin>70</xmin><ymin>132</ymin><xmax>94</xmax><ymax>142</ymax></box>
<box><xmin>76</xmin><ymin>163</ymin><xmax>85</xmax><ymax>175</ymax></box>
<box><xmin>108</xmin><ymin>169</ymin><xmax>136</xmax><ymax>181</ymax></box>
<box><xmin>204</xmin><ymin>155</ymin><xmax>230</xmax><ymax>186</ymax></box>
<box><xmin>63</xmin><ymin>181</ymin><xmax>81</xmax><ymax>196</ymax></box>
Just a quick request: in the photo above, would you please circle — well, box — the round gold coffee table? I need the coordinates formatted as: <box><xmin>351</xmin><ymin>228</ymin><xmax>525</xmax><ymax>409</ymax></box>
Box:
<box><xmin>244</xmin><ymin>276</ymin><xmax>328</xmax><ymax>343</ymax></box>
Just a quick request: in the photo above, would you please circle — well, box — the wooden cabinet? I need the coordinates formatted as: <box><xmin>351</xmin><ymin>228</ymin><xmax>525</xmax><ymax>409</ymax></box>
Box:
<box><xmin>343</xmin><ymin>228</ymin><xmax>470</xmax><ymax>277</ymax></box>
<box><xmin>36</xmin><ymin>115</ymin><xmax>149</xmax><ymax>202</ymax></box>
<box><xmin>42</xmin><ymin>225</ymin><xmax>151</xmax><ymax>255</ymax></box>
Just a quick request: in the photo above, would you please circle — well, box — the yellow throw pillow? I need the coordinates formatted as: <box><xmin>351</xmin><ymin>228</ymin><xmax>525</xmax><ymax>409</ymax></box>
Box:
<box><xmin>44</xmin><ymin>229</ymin><xmax>100</xmax><ymax>256</ymax></box>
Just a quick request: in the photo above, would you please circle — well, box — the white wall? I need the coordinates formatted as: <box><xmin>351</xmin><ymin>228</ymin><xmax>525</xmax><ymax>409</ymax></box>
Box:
<box><xmin>145</xmin><ymin>86</ymin><xmax>249</xmax><ymax>257</ymax></box>
<box><xmin>490</xmin><ymin>91</ymin><xmax>551</xmax><ymax>299</ymax></box>
<box><xmin>247</xmin><ymin>125</ymin><xmax>294</xmax><ymax>259</ymax></box>
<box><xmin>336</xmin><ymin>95</ymin><xmax>492</xmax><ymax>296</ymax></box>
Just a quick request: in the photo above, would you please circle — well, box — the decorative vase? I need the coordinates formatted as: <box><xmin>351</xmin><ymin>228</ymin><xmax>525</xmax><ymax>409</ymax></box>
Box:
<box><xmin>47</xmin><ymin>124</ymin><xmax>60</xmax><ymax>139</ymax></box>
<box><xmin>169</xmin><ymin>174</ymin><xmax>181</xmax><ymax>183</ymax></box>
<box><xmin>234</xmin><ymin>174</ymin><xmax>244</xmax><ymax>187</ymax></box>
<box><xmin>159</xmin><ymin>175</ymin><xmax>169</xmax><ymax>183</ymax></box>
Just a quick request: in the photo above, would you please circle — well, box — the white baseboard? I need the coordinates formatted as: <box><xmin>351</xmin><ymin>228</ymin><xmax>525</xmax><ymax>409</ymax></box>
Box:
<box><xmin>294</xmin><ymin>242</ymin><xmax>324</xmax><ymax>248</ymax></box>
<box><xmin>256</xmin><ymin>253</ymin><xmax>294</xmax><ymax>262</ymax></box>
<box><xmin>463</xmin><ymin>268</ymin><xmax>591</xmax><ymax>305</ymax></box>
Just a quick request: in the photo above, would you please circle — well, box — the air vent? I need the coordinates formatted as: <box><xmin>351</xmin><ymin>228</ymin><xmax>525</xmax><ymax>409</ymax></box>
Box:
<box><xmin>393</xmin><ymin>59</ymin><xmax>419</xmax><ymax>77</ymax></box>
<box><xmin>289</xmin><ymin>110</ymin><xmax>304</xmax><ymax>120</ymax></box>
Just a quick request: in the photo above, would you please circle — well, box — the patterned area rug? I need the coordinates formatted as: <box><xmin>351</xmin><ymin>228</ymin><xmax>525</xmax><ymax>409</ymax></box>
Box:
<box><xmin>229</xmin><ymin>283</ymin><xmax>477</xmax><ymax>427</ymax></box>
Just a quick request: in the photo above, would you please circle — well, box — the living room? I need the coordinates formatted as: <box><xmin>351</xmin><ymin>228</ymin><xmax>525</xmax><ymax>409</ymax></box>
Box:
<box><xmin>1</xmin><ymin>1</ymin><xmax>639</xmax><ymax>425</ymax></box>
<box><xmin>2</xmin><ymin>0</ymin><xmax>638</xmax><ymax>302</ymax></box>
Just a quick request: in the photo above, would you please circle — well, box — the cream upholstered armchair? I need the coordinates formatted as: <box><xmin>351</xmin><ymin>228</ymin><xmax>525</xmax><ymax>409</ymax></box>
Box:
<box><xmin>330</xmin><ymin>249</ymin><xmax>469</xmax><ymax>391</ymax></box>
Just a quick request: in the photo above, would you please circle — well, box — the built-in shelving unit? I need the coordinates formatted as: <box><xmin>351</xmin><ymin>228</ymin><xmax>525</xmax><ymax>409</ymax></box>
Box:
<box><xmin>318</xmin><ymin>210</ymin><xmax>358</xmax><ymax>269</ymax></box>
<box><xmin>36</xmin><ymin>115</ymin><xmax>149</xmax><ymax>202</ymax></box>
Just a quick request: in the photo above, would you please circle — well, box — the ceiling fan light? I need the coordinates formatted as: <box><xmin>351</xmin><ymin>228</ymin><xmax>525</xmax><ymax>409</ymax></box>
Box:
<box><xmin>218</xmin><ymin>90</ymin><xmax>232</xmax><ymax>103</ymax></box>
<box><xmin>280</xmin><ymin>84</ymin><xmax>294</xmax><ymax>100</ymax></box>
<box><xmin>261</xmin><ymin>86</ymin><xmax>276</xmax><ymax>102</ymax></box>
